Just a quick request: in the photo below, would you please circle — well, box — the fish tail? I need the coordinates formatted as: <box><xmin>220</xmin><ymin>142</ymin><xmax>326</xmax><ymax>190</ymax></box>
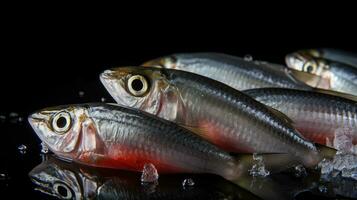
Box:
<box><xmin>316</xmin><ymin>143</ymin><xmax>337</xmax><ymax>160</ymax></box>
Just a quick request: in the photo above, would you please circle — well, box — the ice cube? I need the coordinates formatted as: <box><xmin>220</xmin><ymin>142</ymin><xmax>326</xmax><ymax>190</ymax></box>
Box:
<box><xmin>249</xmin><ymin>153</ymin><xmax>270</xmax><ymax>177</ymax></box>
<box><xmin>182</xmin><ymin>178</ymin><xmax>195</xmax><ymax>188</ymax></box>
<box><xmin>294</xmin><ymin>164</ymin><xmax>307</xmax><ymax>177</ymax></box>
<box><xmin>333</xmin><ymin>128</ymin><xmax>353</xmax><ymax>152</ymax></box>
<box><xmin>18</xmin><ymin>144</ymin><xmax>27</xmax><ymax>154</ymax></box>
<box><xmin>141</xmin><ymin>163</ymin><xmax>159</xmax><ymax>183</ymax></box>
<box><xmin>318</xmin><ymin>158</ymin><xmax>333</xmax><ymax>175</ymax></box>
<box><xmin>243</xmin><ymin>54</ymin><xmax>253</xmax><ymax>62</ymax></box>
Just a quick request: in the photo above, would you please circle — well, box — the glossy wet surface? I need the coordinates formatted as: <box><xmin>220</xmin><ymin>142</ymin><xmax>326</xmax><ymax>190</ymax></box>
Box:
<box><xmin>1</xmin><ymin>48</ymin><xmax>357</xmax><ymax>199</ymax></box>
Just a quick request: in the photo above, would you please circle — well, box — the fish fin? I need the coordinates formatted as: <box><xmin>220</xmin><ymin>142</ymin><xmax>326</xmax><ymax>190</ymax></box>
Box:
<box><xmin>288</xmin><ymin>68</ymin><xmax>331</xmax><ymax>89</ymax></box>
<box><xmin>312</xmin><ymin>88</ymin><xmax>357</xmax><ymax>101</ymax></box>
<box><xmin>265</xmin><ymin>106</ymin><xmax>294</xmax><ymax>125</ymax></box>
<box><xmin>315</xmin><ymin>143</ymin><xmax>336</xmax><ymax>160</ymax></box>
<box><xmin>178</xmin><ymin>124</ymin><xmax>209</xmax><ymax>138</ymax></box>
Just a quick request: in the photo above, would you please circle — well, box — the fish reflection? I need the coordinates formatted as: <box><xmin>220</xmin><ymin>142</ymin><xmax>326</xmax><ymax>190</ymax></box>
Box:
<box><xmin>29</xmin><ymin>155</ymin><xmax>357</xmax><ymax>199</ymax></box>
<box><xmin>28</xmin><ymin>155</ymin><xmax>259</xmax><ymax>200</ymax></box>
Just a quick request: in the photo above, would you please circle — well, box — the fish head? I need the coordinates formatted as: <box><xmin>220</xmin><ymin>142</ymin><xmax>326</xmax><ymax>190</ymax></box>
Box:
<box><xmin>286</xmin><ymin>51</ymin><xmax>328</xmax><ymax>77</ymax></box>
<box><xmin>142</xmin><ymin>55</ymin><xmax>178</xmax><ymax>69</ymax></box>
<box><xmin>28</xmin><ymin>105</ymin><xmax>87</xmax><ymax>158</ymax></box>
<box><xmin>100</xmin><ymin>67</ymin><xmax>183</xmax><ymax>119</ymax></box>
<box><xmin>29</xmin><ymin>156</ymin><xmax>82</xmax><ymax>199</ymax></box>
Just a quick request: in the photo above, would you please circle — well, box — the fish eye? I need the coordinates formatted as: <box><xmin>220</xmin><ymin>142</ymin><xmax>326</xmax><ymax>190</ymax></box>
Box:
<box><xmin>303</xmin><ymin>62</ymin><xmax>316</xmax><ymax>73</ymax></box>
<box><xmin>53</xmin><ymin>182</ymin><xmax>73</xmax><ymax>199</ymax></box>
<box><xmin>52</xmin><ymin>112</ymin><xmax>72</xmax><ymax>134</ymax></box>
<box><xmin>127</xmin><ymin>75</ymin><xmax>149</xmax><ymax>96</ymax></box>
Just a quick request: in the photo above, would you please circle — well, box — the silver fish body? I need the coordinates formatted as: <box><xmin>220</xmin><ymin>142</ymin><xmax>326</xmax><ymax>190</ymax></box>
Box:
<box><xmin>100</xmin><ymin>67</ymin><xmax>320</xmax><ymax>167</ymax></box>
<box><xmin>143</xmin><ymin>53</ymin><xmax>311</xmax><ymax>90</ymax></box>
<box><xmin>28</xmin><ymin>103</ymin><xmax>242</xmax><ymax>180</ymax></box>
<box><xmin>244</xmin><ymin>88</ymin><xmax>357</xmax><ymax>145</ymax></box>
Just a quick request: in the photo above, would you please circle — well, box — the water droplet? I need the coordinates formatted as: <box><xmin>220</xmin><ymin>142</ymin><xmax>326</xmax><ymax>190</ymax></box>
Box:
<box><xmin>101</xmin><ymin>97</ymin><xmax>106</xmax><ymax>102</ymax></box>
<box><xmin>17</xmin><ymin>117</ymin><xmax>23</xmax><ymax>123</ymax></box>
<box><xmin>41</xmin><ymin>142</ymin><xmax>49</xmax><ymax>154</ymax></box>
<box><xmin>294</xmin><ymin>165</ymin><xmax>307</xmax><ymax>177</ymax></box>
<box><xmin>0</xmin><ymin>115</ymin><xmax>6</xmax><ymax>122</ymax></box>
<box><xmin>141</xmin><ymin>163</ymin><xmax>159</xmax><ymax>183</ymax></box>
<box><xmin>182</xmin><ymin>178</ymin><xmax>195</xmax><ymax>188</ymax></box>
<box><xmin>243</xmin><ymin>54</ymin><xmax>253</xmax><ymax>62</ymax></box>
<box><xmin>0</xmin><ymin>172</ymin><xmax>9</xmax><ymax>181</ymax></box>
<box><xmin>18</xmin><ymin>144</ymin><xmax>27</xmax><ymax>154</ymax></box>
<box><xmin>9</xmin><ymin>112</ymin><xmax>19</xmax><ymax>118</ymax></box>
<box><xmin>78</xmin><ymin>91</ymin><xmax>85</xmax><ymax>97</ymax></box>
<box><xmin>318</xmin><ymin>185</ymin><xmax>328</xmax><ymax>193</ymax></box>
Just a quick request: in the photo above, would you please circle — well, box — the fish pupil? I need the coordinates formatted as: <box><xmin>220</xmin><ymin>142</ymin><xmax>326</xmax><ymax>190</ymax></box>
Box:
<box><xmin>56</xmin><ymin>116</ymin><xmax>67</xmax><ymax>128</ymax></box>
<box><xmin>306</xmin><ymin>65</ymin><xmax>314</xmax><ymax>73</ymax></box>
<box><xmin>57</xmin><ymin>185</ymin><xmax>68</xmax><ymax>197</ymax></box>
<box><xmin>131</xmin><ymin>78</ymin><xmax>143</xmax><ymax>91</ymax></box>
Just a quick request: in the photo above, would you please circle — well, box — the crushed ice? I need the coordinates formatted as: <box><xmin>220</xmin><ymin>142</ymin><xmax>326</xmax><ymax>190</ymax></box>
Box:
<box><xmin>182</xmin><ymin>178</ymin><xmax>195</xmax><ymax>188</ymax></box>
<box><xmin>294</xmin><ymin>164</ymin><xmax>307</xmax><ymax>177</ymax></box>
<box><xmin>18</xmin><ymin>144</ymin><xmax>27</xmax><ymax>154</ymax></box>
<box><xmin>141</xmin><ymin>163</ymin><xmax>159</xmax><ymax>183</ymax></box>
<box><xmin>249</xmin><ymin>153</ymin><xmax>270</xmax><ymax>177</ymax></box>
<box><xmin>243</xmin><ymin>54</ymin><xmax>253</xmax><ymax>62</ymax></box>
<box><xmin>318</xmin><ymin>128</ymin><xmax>357</xmax><ymax>180</ymax></box>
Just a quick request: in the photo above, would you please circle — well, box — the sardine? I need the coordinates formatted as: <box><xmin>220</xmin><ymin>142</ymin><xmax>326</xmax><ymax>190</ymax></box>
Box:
<box><xmin>244</xmin><ymin>88</ymin><xmax>357</xmax><ymax>145</ymax></box>
<box><xmin>286</xmin><ymin>51</ymin><xmax>357</xmax><ymax>96</ymax></box>
<box><xmin>100</xmin><ymin>67</ymin><xmax>329</xmax><ymax>167</ymax></box>
<box><xmin>28</xmin><ymin>103</ymin><xmax>253</xmax><ymax>180</ymax></box>
<box><xmin>302</xmin><ymin>48</ymin><xmax>357</xmax><ymax>68</ymax></box>
<box><xmin>143</xmin><ymin>53</ymin><xmax>311</xmax><ymax>90</ymax></box>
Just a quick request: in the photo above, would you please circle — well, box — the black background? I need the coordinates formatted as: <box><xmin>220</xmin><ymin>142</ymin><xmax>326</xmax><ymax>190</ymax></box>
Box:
<box><xmin>1</xmin><ymin>10</ymin><xmax>356</xmax><ymax>199</ymax></box>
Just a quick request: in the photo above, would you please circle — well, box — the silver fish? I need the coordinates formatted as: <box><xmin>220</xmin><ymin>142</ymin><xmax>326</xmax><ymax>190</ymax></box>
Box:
<box><xmin>28</xmin><ymin>103</ymin><xmax>250</xmax><ymax>180</ymax></box>
<box><xmin>286</xmin><ymin>51</ymin><xmax>357</xmax><ymax>96</ymax></box>
<box><xmin>100</xmin><ymin>67</ymin><xmax>327</xmax><ymax>167</ymax></box>
<box><xmin>143</xmin><ymin>53</ymin><xmax>311</xmax><ymax>90</ymax></box>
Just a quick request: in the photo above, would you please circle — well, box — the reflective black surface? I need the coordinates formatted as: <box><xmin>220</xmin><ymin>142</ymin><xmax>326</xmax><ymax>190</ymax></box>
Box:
<box><xmin>2</xmin><ymin>27</ymin><xmax>357</xmax><ymax>199</ymax></box>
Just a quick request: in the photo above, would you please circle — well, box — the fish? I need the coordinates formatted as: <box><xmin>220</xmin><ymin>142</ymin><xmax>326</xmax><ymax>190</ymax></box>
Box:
<box><xmin>301</xmin><ymin>48</ymin><xmax>357</xmax><ymax>68</ymax></box>
<box><xmin>100</xmin><ymin>67</ymin><xmax>332</xmax><ymax>167</ymax></box>
<box><xmin>244</xmin><ymin>88</ymin><xmax>357</xmax><ymax>146</ymax></box>
<box><xmin>28</xmin><ymin>103</ymin><xmax>276</xmax><ymax>181</ymax></box>
<box><xmin>29</xmin><ymin>155</ymin><xmax>259</xmax><ymax>200</ymax></box>
<box><xmin>143</xmin><ymin>52</ymin><xmax>311</xmax><ymax>91</ymax></box>
<box><xmin>285</xmin><ymin>51</ymin><xmax>357</xmax><ymax>96</ymax></box>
